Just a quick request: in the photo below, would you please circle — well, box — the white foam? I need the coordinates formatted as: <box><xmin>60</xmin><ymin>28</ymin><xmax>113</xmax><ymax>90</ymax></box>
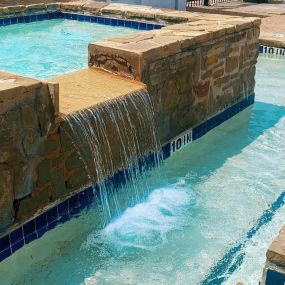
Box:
<box><xmin>83</xmin><ymin>183</ymin><xmax>192</xmax><ymax>251</ymax></box>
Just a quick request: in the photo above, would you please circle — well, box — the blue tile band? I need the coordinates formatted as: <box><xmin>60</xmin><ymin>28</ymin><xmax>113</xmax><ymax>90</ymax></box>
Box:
<box><xmin>0</xmin><ymin>93</ymin><xmax>255</xmax><ymax>263</ymax></box>
<box><xmin>259</xmin><ymin>45</ymin><xmax>285</xmax><ymax>57</ymax></box>
<box><xmin>0</xmin><ymin>11</ymin><xmax>164</xmax><ymax>30</ymax></box>
<box><xmin>265</xmin><ymin>269</ymin><xmax>285</xmax><ymax>285</ymax></box>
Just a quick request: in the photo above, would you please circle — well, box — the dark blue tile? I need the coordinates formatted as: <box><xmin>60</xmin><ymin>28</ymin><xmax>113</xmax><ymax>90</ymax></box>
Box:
<box><xmin>97</xmin><ymin>17</ymin><xmax>105</xmax><ymax>24</ymax></box>
<box><xmin>0</xmin><ymin>235</ymin><xmax>10</xmax><ymax>252</ymax></box>
<box><xmin>42</xmin><ymin>14</ymin><xmax>49</xmax><ymax>20</ymax></box>
<box><xmin>0</xmin><ymin>248</ymin><xmax>11</xmax><ymax>262</ymax></box>
<box><xmin>162</xmin><ymin>143</ymin><xmax>171</xmax><ymax>159</ymax></box>
<box><xmin>58</xmin><ymin>213</ymin><xmax>71</xmax><ymax>224</ymax></box>
<box><xmin>30</xmin><ymin>15</ymin><xmax>37</xmax><ymax>22</ymax></box>
<box><xmin>24</xmin><ymin>232</ymin><xmax>37</xmax><ymax>245</ymax></box>
<box><xmin>111</xmin><ymin>18</ymin><xmax>118</xmax><ymax>26</ymax></box>
<box><xmin>0</xmin><ymin>19</ymin><xmax>4</xmax><ymax>26</ymax></box>
<box><xmin>78</xmin><ymin>14</ymin><xmax>84</xmax><ymax>21</ymax></box>
<box><xmin>265</xmin><ymin>269</ymin><xmax>285</xmax><ymax>285</ymax></box>
<box><xmin>55</xmin><ymin>11</ymin><xmax>63</xmax><ymax>18</ymax></box>
<box><xmin>139</xmin><ymin>22</ymin><xmax>147</xmax><ymax>30</ymax></box>
<box><xmin>24</xmin><ymin>15</ymin><xmax>31</xmax><ymax>23</ymax></box>
<box><xmin>36</xmin><ymin>226</ymin><xmax>48</xmax><ymax>238</ymax></box>
<box><xmin>124</xmin><ymin>20</ymin><xmax>132</xmax><ymax>28</ymax></box>
<box><xmin>117</xmin><ymin>19</ymin><xmax>124</xmax><ymax>26</ymax></box>
<box><xmin>84</xmin><ymin>15</ymin><xmax>91</xmax><ymax>22</ymax></box>
<box><xmin>35</xmin><ymin>213</ymin><xmax>47</xmax><ymax>230</ymax></box>
<box><xmin>86</xmin><ymin>187</ymin><xmax>95</xmax><ymax>201</ymax></box>
<box><xmin>259</xmin><ymin>45</ymin><xmax>264</xmax><ymax>53</ymax></box>
<box><xmin>47</xmin><ymin>207</ymin><xmax>58</xmax><ymax>224</ymax></box>
<box><xmin>71</xmin><ymin>13</ymin><xmax>78</xmax><ymax>20</ymax></box>
<box><xmin>11</xmin><ymin>239</ymin><xmax>24</xmax><ymax>253</ymax></box>
<box><xmin>111</xmin><ymin>171</ymin><xmax>125</xmax><ymax>189</ymax></box>
<box><xmin>69</xmin><ymin>194</ymin><xmax>79</xmax><ymax>210</ymax></box>
<box><xmin>58</xmin><ymin>200</ymin><xmax>69</xmax><ymax>216</ymax></box>
<box><xmin>10</xmin><ymin>228</ymin><xmax>23</xmax><ymax>245</ymax></box>
<box><xmin>3</xmin><ymin>18</ymin><xmax>10</xmax><ymax>26</ymax></box>
<box><xmin>90</xmin><ymin>16</ymin><xmax>98</xmax><ymax>23</ymax></box>
<box><xmin>65</xmin><ymin>13</ymin><xmax>72</xmax><ymax>20</ymax></box>
<box><xmin>131</xmin><ymin>21</ymin><xmax>139</xmax><ymax>29</ymax></box>
<box><xmin>37</xmin><ymin>14</ymin><xmax>45</xmax><ymax>21</ymax></box>
<box><xmin>10</xmin><ymin>17</ymin><xmax>17</xmax><ymax>25</ymax></box>
<box><xmin>104</xmin><ymin>18</ymin><xmax>111</xmax><ymax>25</ymax></box>
<box><xmin>47</xmin><ymin>220</ymin><xmax>58</xmax><ymax>231</ymax></box>
<box><xmin>49</xmin><ymin>12</ymin><xmax>56</xmax><ymax>19</ymax></box>
<box><xmin>69</xmin><ymin>206</ymin><xmax>80</xmax><ymax>217</ymax></box>
<box><xmin>154</xmin><ymin>24</ymin><xmax>162</xmax><ymax>30</ymax></box>
<box><xmin>17</xmin><ymin>16</ymin><xmax>24</xmax><ymax>23</ymax></box>
<box><xmin>146</xmin><ymin>23</ymin><xmax>154</xmax><ymax>30</ymax></box>
<box><xmin>79</xmin><ymin>189</ymin><xmax>89</xmax><ymax>204</ymax></box>
<box><xmin>23</xmin><ymin>220</ymin><xmax>35</xmax><ymax>237</ymax></box>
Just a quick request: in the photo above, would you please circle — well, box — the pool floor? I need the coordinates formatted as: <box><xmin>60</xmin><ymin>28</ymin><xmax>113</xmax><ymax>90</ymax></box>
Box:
<box><xmin>0</xmin><ymin>19</ymin><xmax>137</xmax><ymax>79</ymax></box>
<box><xmin>0</xmin><ymin>56</ymin><xmax>285</xmax><ymax>285</ymax></box>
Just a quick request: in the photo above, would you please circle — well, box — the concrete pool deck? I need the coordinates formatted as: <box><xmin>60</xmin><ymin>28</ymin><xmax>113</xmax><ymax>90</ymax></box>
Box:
<box><xmin>50</xmin><ymin>68</ymin><xmax>145</xmax><ymax>115</ymax></box>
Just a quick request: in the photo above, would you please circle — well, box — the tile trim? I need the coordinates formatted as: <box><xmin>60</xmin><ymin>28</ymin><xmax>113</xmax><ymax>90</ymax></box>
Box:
<box><xmin>0</xmin><ymin>93</ymin><xmax>255</xmax><ymax>263</ymax></box>
<box><xmin>0</xmin><ymin>11</ymin><xmax>164</xmax><ymax>30</ymax></box>
<box><xmin>259</xmin><ymin>45</ymin><xmax>285</xmax><ymax>57</ymax></box>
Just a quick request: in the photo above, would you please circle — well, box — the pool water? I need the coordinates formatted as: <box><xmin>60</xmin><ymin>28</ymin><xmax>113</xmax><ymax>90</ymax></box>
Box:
<box><xmin>0</xmin><ymin>56</ymin><xmax>285</xmax><ymax>285</ymax></box>
<box><xmin>0</xmin><ymin>19</ymin><xmax>137</xmax><ymax>79</ymax></box>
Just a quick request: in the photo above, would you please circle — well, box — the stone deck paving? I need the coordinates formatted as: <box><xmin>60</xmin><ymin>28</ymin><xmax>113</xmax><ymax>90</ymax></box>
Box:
<box><xmin>0</xmin><ymin>0</ymin><xmax>71</xmax><ymax>7</ymax></box>
<box><xmin>260</xmin><ymin>15</ymin><xmax>285</xmax><ymax>47</ymax></box>
<box><xmin>50</xmin><ymin>68</ymin><xmax>145</xmax><ymax>114</ymax></box>
<box><xmin>188</xmin><ymin>0</ymin><xmax>285</xmax><ymax>47</ymax></box>
<box><xmin>188</xmin><ymin>0</ymin><xmax>285</xmax><ymax>17</ymax></box>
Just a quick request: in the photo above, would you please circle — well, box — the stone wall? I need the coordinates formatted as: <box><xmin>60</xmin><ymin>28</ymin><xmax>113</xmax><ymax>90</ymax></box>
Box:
<box><xmin>15</xmin><ymin>88</ymin><xmax>160</xmax><ymax>224</ymax></box>
<box><xmin>0</xmin><ymin>71</ymin><xmax>58</xmax><ymax>231</ymax></box>
<box><xmin>0</xmin><ymin>3</ymin><xmax>261</xmax><ymax>234</ymax></box>
<box><xmin>89</xmin><ymin>19</ymin><xmax>260</xmax><ymax>143</ymax></box>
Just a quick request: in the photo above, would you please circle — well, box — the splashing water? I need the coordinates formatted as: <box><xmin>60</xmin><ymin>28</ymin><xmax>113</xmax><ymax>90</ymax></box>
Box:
<box><xmin>61</xmin><ymin>89</ymin><xmax>162</xmax><ymax>222</ymax></box>
<box><xmin>83</xmin><ymin>179</ymin><xmax>193</xmax><ymax>252</ymax></box>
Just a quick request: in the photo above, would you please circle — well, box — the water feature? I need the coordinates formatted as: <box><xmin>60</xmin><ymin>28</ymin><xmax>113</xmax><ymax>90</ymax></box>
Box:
<box><xmin>61</xmin><ymin>89</ymin><xmax>161</xmax><ymax>222</ymax></box>
<box><xmin>0</xmin><ymin>56</ymin><xmax>284</xmax><ymax>285</ymax></box>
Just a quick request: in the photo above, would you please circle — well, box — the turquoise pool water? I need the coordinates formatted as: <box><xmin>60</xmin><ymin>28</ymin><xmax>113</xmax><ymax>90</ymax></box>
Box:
<box><xmin>0</xmin><ymin>19</ymin><xmax>136</xmax><ymax>79</ymax></box>
<box><xmin>0</xmin><ymin>56</ymin><xmax>284</xmax><ymax>285</ymax></box>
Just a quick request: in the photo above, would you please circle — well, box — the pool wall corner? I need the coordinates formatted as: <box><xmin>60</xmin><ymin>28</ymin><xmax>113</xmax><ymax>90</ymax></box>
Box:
<box><xmin>89</xmin><ymin>18</ymin><xmax>260</xmax><ymax>145</ymax></box>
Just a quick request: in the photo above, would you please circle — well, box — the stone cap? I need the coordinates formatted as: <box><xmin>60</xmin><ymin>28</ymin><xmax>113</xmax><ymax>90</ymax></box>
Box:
<box><xmin>0</xmin><ymin>70</ymin><xmax>58</xmax><ymax>114</ymax></box>
<box><xmin>49</xmin><ymin>68</ymin><xmax>146</xmax><ymax>115</ymax></box>
<box><xmin>267</xmin><ymin>225</ymin><xmax>285</xmax><ymax>267</ymax></box>
<box><xmin>89</xmin><ymin>15</ymin><xmax>260</xmax><ymax>80</ymax></box>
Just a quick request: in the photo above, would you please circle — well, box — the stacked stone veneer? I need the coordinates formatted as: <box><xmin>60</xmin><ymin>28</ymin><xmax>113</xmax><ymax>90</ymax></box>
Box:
<box><xmin>89</xmin><ymin>18</ymin><xmax>260</xmax><ymax>143</ymax></box>
<box><xmin>0</xmin><ymin>72</ymin><xmax>58</xmax><ymax>231</ymax></box>
<box><xmin>0</xmin><ymin>3</ymin><xmax>260</xmax><ymax>234</ymax></box>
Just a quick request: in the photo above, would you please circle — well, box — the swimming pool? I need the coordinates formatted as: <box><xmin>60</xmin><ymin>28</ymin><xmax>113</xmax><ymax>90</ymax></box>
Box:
<box><xmin>0</xmin><ymin>18</ymin><xmax>138</xmax><ymax>79</ymax></box>
<box><xmin>0</xmin><ymin>56</ymin><xmax>284</xmax><ymax>284</ymax></box>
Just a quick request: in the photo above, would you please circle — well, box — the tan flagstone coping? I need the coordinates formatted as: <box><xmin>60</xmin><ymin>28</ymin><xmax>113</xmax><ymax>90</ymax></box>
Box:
<box><xmin>49</xmin><ymin>68</ymin><xmax>145</xmax><ymax>115</ymax></box>
<box><xmin>0</xmin><ymin>71</ymin><xmax>43</xmax><ymax>114</ymax></box>
<box><xmin>0</xmin><ymin>1</ymin><xmax>260</xmax><ymax>25</ymax></box>
<box><xmin>260</xmin><ymin>36</ymin><xmax>285</xmax><ymax>48</ymax></box>
<box><xmin>267</xmin><ymin>225</ymin><xmax>285</xmax><ymax>266</ymax></box>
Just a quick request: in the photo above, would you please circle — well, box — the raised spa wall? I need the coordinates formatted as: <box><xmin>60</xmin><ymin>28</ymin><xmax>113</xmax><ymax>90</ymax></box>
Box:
<box><xmin>0</xmin><ymin>3</ymin><xmax>260</xmax><ymax>237</ymax></box>
<box><xmin>261</xmin><ymin>227</ymin><xmax>285</xmax><ymax>285</ymax></box>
